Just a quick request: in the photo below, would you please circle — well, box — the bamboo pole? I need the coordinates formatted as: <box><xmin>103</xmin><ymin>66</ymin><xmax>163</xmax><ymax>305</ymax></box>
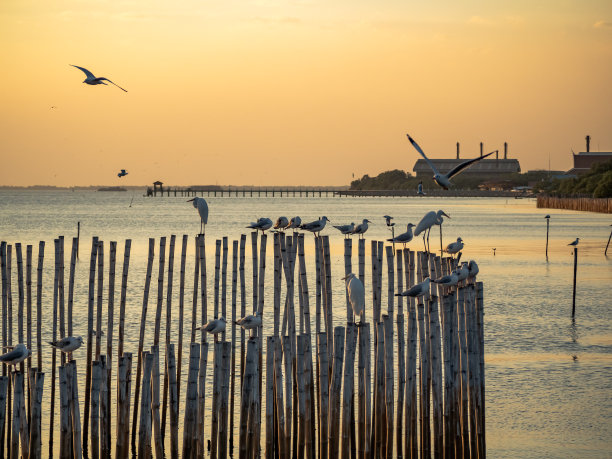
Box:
<box><xmin>340</xmin><ymin>323</ymin><xmax>357</xmax><ymax>458</ymax></box>
<box><xmin>210</xmin><ymin>343</ymin><xmax>222</xmax><ymax>458</ymax></box>
<box><xmin>105</xmin><ymin>241</ymin><xmax>116</xmax><ymax>448</ymax></box>
<box><xmin>316</xmin><ymin>332</ymin><xmax>329</xmax><ymax>458</ymax></box>
<box><xmin>35</xmin><ymin>241</ymin><xmax>45</xmax><ymax>374</ymax></box>
<box><xmin>16</xmin><ymin>245</ymin><xmax>24</xmax><ymax>367</ymax></box>
<box><xmin>59</xmin><ymin>237</ymin><xmax>65</xmax><ymax>351</ymax></box>
<box><xmin>190</xmin><ymin>236</ymin><xmax>200</xmax><ymax>345</ymax></box>
<box><xmin>273</xmin><ymin>233</ymin><xmax>282</xmax><ymax>337</ymax></box>
<box><xmin>344</xmin><ymin>239</ymin><xmax>353</xmax><ymax>322</ymax></box>
<box><xmin>29</xmin><ymin>371</ymin><xmax>44</xmax><ymax>459</ymax></box>
<box><xmin>131</xmin><ymin>238</ymin><xmax>155</xmax><ymax>451</ymax></box>
<box><xmin>429</xmin><ymin>278</ymin><xmax>443</xmax><ymax>458</ymax></box>
<box><xmin>162</xmin><ymin>235</ymin><xmax>176</xmax><ymax>442</ymax></box>
<box><xmin>296</xmin><ymin>335</ymin><xmax>307</xmax><ymax>458</ymax></box>
<box><xmin>5</xmin><ymin>245</ymin><xmax>12</xmax><ymax>459</ymax></box>
<box><xmin>182</xmin><ymin>343</ymin><xmax>200</xmax><ymax>459</ymax></box>
<box><xmin>151</xmin><ymin>345</ymin><xmax>163</xmax><ymax>459</ymax></box>
<box><xmin>374</xmin><ymin>321</ymin><xmax>385</xmax><ymax>457</ymax></box>
<box><xmin>167</xmin><ymin>344</ymin><xmax>179</xmax><ymax>459</ymax></box>
<box><xmin>90</xmin><ymin>361</ymin><xmax>101</xmax><ymax>459</ymax></box>
<box><xmin>115</xmin><ymin>353</ymin><xmax>132</xmax><ymax>459</ymax></box>
<box><xmin>239</xmin><ymin>235</ymin><xmax>246</xmax><ymax>388</ymax></box>
<box><xmin>138</xmin><ymin>352</ymin><xmax>154</xmax><ymax>459</ymax></box>
<box><xmin>273</xmin><ymin>336</ymin><xmax>286</xmax><ymax>458</ymax></box>
<box><xmin>239</xmin><ymin>337</ymin><xmax>258</xmax><ymax>459</ymax></box>
<box><xmin>328</xmin><ymin>326</ymin><xmax>345</xmax><ymax>459</ymax></box>
<box><xmin>100</xmin><ymin>356</ymin><xmax>110</xmax><ymax>458</ymax></box>
<box><xmin>117</xmin><ymin>240</ymin><xmax>132</xmax><ymax>359</ymax></box>
<box><xmin>49</xmin><ymin>239</ymin><xmax>60</xmax><ymax>458</ymax></box>
<box><xmin>219</xmin><ymin>342</ymin><xmax>231</xmax><ymax>459</ymax></box>
<box><xmin>265</xmin><ymin>336</ymin><xmax>275</xmax><ymax>459</ymax></box>
<box><xmin>222</xmin><ymin>236</ymin><xmax>228</xmax><ymax>340</ymax></box>
<box><xmin>58</xmin><ymin>366</ymin><xmax>70</xmax><ymax>459</ymax></box>
<box><xmin>68</xmin><ymin>238</ymin><xmax>77</xmax><ymax>344</ymax></box>
<box><xmin>457</xmin><ymin>287</ymin><xmax>470</xmax><ymax>457</ymax></box>
<box><xmin>26</xmin><ymin>245</ymin><xmax>32</xmax><ymax>423</ymax></box>
<box><xmin>230</xmin><ymin>240</ymin><xmax>238</xmax><ymax>456</ymax></box>
<box><xmin>153</xmin><ymin>237</ymin><xmax>166</xmax><ymax>347</ymax></box>
<box><xmin>11</xmin><ymin>372</ymin><xmax>23</xmax><ymax>459</ymax></box>
<box><xmin>282</xmin><ymin>334</ymin><xmax>293</xmax><ymax>454</ymax></box>
<box><xmin>95</xmin><ymin>241</ymin><xmax>104</xmax><ymax>360</ymax></box>
<box><xmin>323</xmin><ymin>237</ymin><xmax>333</xmax><ymax>373</ymax></box>
<box><xmin>177</xmin><ymin>235</ymin><xmax>188</xmax><ymax>404</ymax></box>
<box><xmin>196</xmin><ymin>339</ymin><xmax>209</xmax><ymax>457</ymax></box>
<box><xmin>214</xmin><ymin>239</ymin><xmax>221</xmax><ymax>325</ymax></box>
<box><xmin>476</xmin><ymin>281</ymin><xmax>486</xmax><ymax>457</ymax></box>
<box><xmin>0</xmin><ymin>376</ymin><xmax>6</xmax><ymax>458</ymax></box>
<box><xmin>67</xmin><ymin>361</ymin><xmax>83</xmax><ymax>459</ymax></box>
<box><xmin>251</xmin><ymin>233</ymin><xmax>258</xmax><ymax>317</ymax></box>
<box><xmin>395</xmin><ymin>250</ymin><xmax>405</xmax><ymax>459</ymax></box>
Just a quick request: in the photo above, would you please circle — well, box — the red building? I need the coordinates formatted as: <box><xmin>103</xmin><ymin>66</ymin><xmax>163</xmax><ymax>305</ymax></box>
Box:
<box><xmin>566</xmin><ymin>136</ymin><xmax>612</xmax><ymax>175</ymax></box>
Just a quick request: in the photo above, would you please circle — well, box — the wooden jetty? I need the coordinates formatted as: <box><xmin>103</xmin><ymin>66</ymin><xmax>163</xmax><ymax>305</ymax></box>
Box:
<box><xmin>0</xmin><ymin>234</ymin><xmax>486</xmax><ymax>458</ymax></box>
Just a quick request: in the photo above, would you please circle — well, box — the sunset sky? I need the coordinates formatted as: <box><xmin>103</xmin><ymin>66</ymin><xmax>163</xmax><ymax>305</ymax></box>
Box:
<box><xmin>1</xmin><ymin>0</ymin><xmax>611</xmax><ymax>186</ymax></box>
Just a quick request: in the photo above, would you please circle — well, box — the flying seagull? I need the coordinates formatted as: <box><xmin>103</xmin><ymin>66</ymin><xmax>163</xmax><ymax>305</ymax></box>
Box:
<box><xmin>49</xmin><ymin>336</ymin><xmax>84</xmax><ymax>353</ymax></box>
<box><xmin>407</xmin><ymin>134</ymin><xmax>495</xmax><ymax>189</ymax></box>
<box><xmin>0</xmin><ymin>344</ymin><xmax>31</xmax><ymax>366</ymax></box>
<box><xmin>70</xmin><ymin>65</ymin><xmax>128</xmax><ymax>92</ymax></box>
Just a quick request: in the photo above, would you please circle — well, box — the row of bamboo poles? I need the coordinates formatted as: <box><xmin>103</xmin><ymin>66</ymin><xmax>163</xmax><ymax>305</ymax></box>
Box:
<box><xmin>537</xmin><ymin>194</ymin><xmax>612</xmax><ymax>213</ymax></box>
<box><xmin>0</xmin><ymin>232</ymin><xmax>485</xmax><ymax>458</ymax></box>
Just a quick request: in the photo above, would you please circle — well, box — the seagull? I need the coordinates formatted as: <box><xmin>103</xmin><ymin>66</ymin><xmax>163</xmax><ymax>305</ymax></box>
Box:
<box><xmin>454</xmin><ymin>263</ymin><xmax>470</xmax><ymax>282</ymax></box>
<box><xmin>445</xmin><ymin>237</ymin><xmax>464</xmax><ymax>256</ymax></box>
<box><xmin>352</xmin><ymin>219</ymin><xmax>371</xmax><ymax>239</ymax></box>
<box><xmin>274</xmin><ymin>216</ymin><xmax>290</xmax><ymax>231</ymax></box>
<box><xmin>49</xmin><ymin>336</ymin><xmax>84</xmax><ymax>353</ymax></box>
<box><xmin>396</xmin><ymin>278</ymin><xmax>430</xmax><ymax>298</ymax></box>
<box><xmin>407</xmin><ymin>134</ymin><xmax>495</xmax><ymax>189</ymax></box>
<box><xmin>388</xmin><ymin>223</ymin><xmax>415</xmax><ymax>246</ymax></box>
<box><xmin>247</xmin><ymin>217</ymin><xmax>273</xmax><ymax>234</ymax></box>
<box><xmin>568</xmin><ymin>238</ymin><xmax>579</xmax><ymax>246</ymax></box>
<box><xmin>198</xmin><ymin>317</ymin><xmax>226</xmax><ymax>335</ymax></box>
<box><xmin>117</xmin><ymin>169</ymin><xmax>128</xmax><ymax>178</ymax></box>
<box><xmin>70</xmin><ymin>65</ymin><xmax>128</xmax><ymax>92</ymax></box>
<box><xmin>300</xmin><ymin>216</ymin><xmax>330</xmax><ymax>236</ymax></box>
<box><xmin>544</xmin><ymin>215</ymin><xmax>550</xmax><ymax>219</ymax></box>
<box><xmin>468</xmin><ymin>260</ymin><xmax>479</xmax><ymax>279</ymax></box>
<box><xmin>414</xmin><ymin>210</ymin><xmax>450</xmax><ymax>252</ymax></box>
<box><xmin>333</xmin><ymin>222</ymin><xmax>355</xmax><ymax>238</ymax></box>
<box><xmin>235</xmin><ymin>311</ymin><xmax>262</xmax><ymax>330</ymax></box>
<box><xmin>287</xmin><ymin>216</ymin><xmax>302</xmax><ymax>229</ymax></box>
<box><xmin>383</xmin><ymin>215</ymin><xmax>395</xmax><ymax>227</ymax></box>
<box><xmin>0</xmin><ymin>344</ymin><xmax>31</xmax><ymax>366</ymax></box>
<box><xmin>433</xmin><ymin>272</ymin><xmax>459</xmax><ymax>287</ymax></box>
<box><xmin>188</xmin><ymin>197</ymin><xmax>209</xmax><ymax>234</ymax></box>
<box><xmin>417</xmin><ymin>181</ymin><xmax>426</xmax><ymax>196</ymax></box>
<box><xmin>343</xmin><ymin>273</ymin><xmax>365</xmax><ymax>323</ymax></box>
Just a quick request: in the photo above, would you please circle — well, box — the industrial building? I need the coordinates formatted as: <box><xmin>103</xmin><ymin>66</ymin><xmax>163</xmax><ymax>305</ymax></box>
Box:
<box><xmin>566</xmin><ymin>135</ymin><xmax>612</xmax><ymax>176</ymax></box>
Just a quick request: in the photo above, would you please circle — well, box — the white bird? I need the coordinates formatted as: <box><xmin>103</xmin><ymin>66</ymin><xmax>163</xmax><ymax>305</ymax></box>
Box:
<box><xmin>235</xmin><ymin>311</ymin><xmax>262</xmax><ymax>330</ymax></box>
<box><xmin>396</xmin><ymin>277</ymin><xmax>430</xmax><ymax>298</ymax></box>
<box><xmin>343</xmin><ymin>273</ymin><xmax>365</xmax><ymax>323</ymax></box>
<box><xmin>49</xmin><ymin>336</ymin><xmax>84</xmax><ymax>353</ymax></box>
<box><xmin>300</xmin><ymin>216</ymin><xmax>330</xmax><ymax>236</ymax></box>
<box><xmin>274</xmin><ymin>216</ymin><xmax>290</xmax><ymax>231</ymax></box>
<box><xmin>247</xmin><ymin>217</ymin><xmax>273</xmax><ymax>234</ymax></box>
<box><xmin>352</xmin><ymin>219</ymin><xmax>371</xmax><ymax>239</ymax></box>
<box><xmin>333</xmin><ymin>222</ymin><xmax>355</xmax><ymax>238</ymax></box>
<box><xmin>388</xmin><ymin>223</ymin><xmax>415</xmax><ymax>246</ymax></box>
<box><xmin>407</xmin><ymin>134</ymin><xmax>495</xmax><ymax>189</ymax></box>
<box><xmin>188</xmin><ymin>197</ymin><xmax>209</xmax><ymax>234</ymax></box>
<box><xmin>454</xmin><ymin>263</ymin><xmax>470</xmax><ymax>282</ymax></box>
<box><xmin>445</xmin><ymin>237</ymin><xmax>464</xmax><ymax>256</ymax></box>
<box><xmin>383</xmin><ymin>215</ymin><xmax>395</xmax><ymax>227</ymax></box>
<box><xmin>70</xmin><ymin>65</ymin><xmax>128</xmax><ymax>92</ymax></box>
<box><xmin>287</xmin><ymin>216</ymin><xmax>302</xmax><ymax>229</ymax></box>
<box><xmin>0</xmin><ymin>344</ymin><xmax>31</xmax><ymax>366</ymax></box>
<box><xmin>198</xmin><ymin>317</ymin><xmax>227</xmax><ymax>335</ymax></box>
<box><xmin>568</xmin><ymin>238</ymin><xmax>579</xmax><ymax>246</ymax></box>
<box><xmin>414</xmin><ymin>210</ymin><xmax>450</xmax><ymax>253</ymax></box>
<box><xmin>468</xmin><ymin>260</ymin><xmax>479</xmax><ymax>280</ymax></box>
<box><xmin>417</xmin><ymin>181</ymin><xmax>425</xmax><ymax>196</ymax></box>
<box><xmin>433</xmin><ymin>272</ymin><xmax>459</xmax><ymax>287</ymax></box>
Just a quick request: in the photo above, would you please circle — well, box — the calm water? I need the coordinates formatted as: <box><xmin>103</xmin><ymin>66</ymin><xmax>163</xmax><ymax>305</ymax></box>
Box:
<box><xmin>1</xmin><ymin>190</ymin><xmax>611</xmax><ymax>458</ymax></box>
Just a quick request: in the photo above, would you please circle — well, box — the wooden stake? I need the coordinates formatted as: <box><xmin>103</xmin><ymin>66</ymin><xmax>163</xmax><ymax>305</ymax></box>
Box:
<box><xmin>572</xmin><ymin>247</ymin><xmax>578</xmax><ymax>318</ymax></box>
<box><xmin>151</xmin><ymin>346</ymin><xmax>163</xmax><ymax>459</ymax></box>
<box><xmin>341</xmin><ymin>323</ymin><xmax>357</xmax><ymax>458</ymax></box>
<box><xmin>176</xmin><ymin>235</ymin><xmax>188</xmax><ymax>404</ymax></box>
<box><xmin>230</xmin><ymin>240</ymin><xmax>238</xmax><ymax>456</ymax></box>
<box><xmin>67</xmin><ymin>361</ymin><xmax>83</xmax><ymax>459</ymax></box>
<box><xmin>152</xmin><ymin>237</ymin><xmax>166</xmax><ymax>347</ymax></box>
<box><xmin>137</xmin><ymin>353</ymin><xmax>154</xmax><ymax>459</ymax></box>
<box><xmin>90</xmin><ymin>361</ymin><xmax>101</xmax><ymax>459</ymax></box>
<box><xmin>117</xmin><ymin>240</ymin><xmax>132</xmax><ymax>359</ymax></box>
<box><xmin>167</xmin><ymin>345</ymin><xmax>179</xmax><ymax>459</ymax></box>
<box><xmin>162</xmin><ymin>235</ymin><xmax>176</xmax><ymax>442</ymax></box>
<box><xmin>182</xmin><ymin>343</ymin><xmax>200</xmax><ymax>459</ymax></box>
<box><xmin>28</xmin><ymin>372</ymin><xmax>44</xmax><ymax>459</ymax></box>
<box><xmin>95</xmin><ymin>241</ymin><xmax>104</xmax><ymax>360</ymax></box>
<box><xmin>115</xmin><ymin>353</ymin><xmax>132</xmax><ymax>459</ymax></box>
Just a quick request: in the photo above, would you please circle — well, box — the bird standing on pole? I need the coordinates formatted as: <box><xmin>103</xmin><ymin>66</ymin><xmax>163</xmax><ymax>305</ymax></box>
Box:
<box><xmin>343</xmin><ymin>273</ymin><xmax>365</xmax><ymax>324</ymax></box>
<box><xmin>188</xmin><ymin>197</ymin><xmax>209</xmax><ymax>235</ymax></box>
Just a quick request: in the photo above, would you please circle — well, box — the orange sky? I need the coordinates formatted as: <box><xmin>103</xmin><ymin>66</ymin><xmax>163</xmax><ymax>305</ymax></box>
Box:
<box><xmin>1</xmin><ymin>0</ymin><xmax>611</xmax><ymax>186</ymax></box>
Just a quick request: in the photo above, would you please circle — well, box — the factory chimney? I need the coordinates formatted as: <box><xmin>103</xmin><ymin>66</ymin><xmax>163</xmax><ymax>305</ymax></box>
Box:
<box><xmin>496</xmin><ymin>150</ymin><xmax>499</xmax><ymax>160</ymax></box>
<box><xmin>456</xmin><ymin>142</ymin><xmax>460</xmax><ymax>159</ymax></box>
<box><xmin>480</xmin><ymin>142</ymin><xmax>483</xmax><ymax>157</ymax></box>
<box><xmin>586</xmin><ymin>135</ymin><xmax>590</xmax><ymax>152</ymax></box>
<box><xmin>504</xmin><ymin>142</ymin><xmax>508</xmax><ymax>159</ymax></box>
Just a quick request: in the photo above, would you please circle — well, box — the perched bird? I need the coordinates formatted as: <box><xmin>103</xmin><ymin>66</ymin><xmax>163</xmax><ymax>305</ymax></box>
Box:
<box><xmin>544</xmin><ymin>215</ymin><xmax>550</xmax><ymax>219</ymax></box>
<box><xmin>445</xmin><ymin>237</ymin><xmax>464</xmax><ymax>256</ymax></box>
<box><xmin>414</xmin><ymin>210</ymin><xmax>450</xmax><ymax>252</ymax></box>
<box><xmin>333</xmin><ymin>222</ymin><xmax>355</xmax><ymax>238</ymax></box>
<box><xmin>70</xmin><ymin>65</ymin><xmax>128</xmax><ymax>92</ymax></box>
<box><xmin>468</xmin><ymin>260</ymin><xmax>479</xmax><ymax>279</ymax></box>
<box><xmin>235</xmin><ymin>311</ymin><xmax>262</xmax><ymax>330</ymax></box>
<box><xmin>343</xmin><ymin>273</ymin><xmax>365</xmax><ymax>323</ymax></box>
<box><xmin>0</xmin><ymin>344</ymin><xmax>31</xmax><ymax>366</ymax></box>
<box><xmin>407</xmin><ymin>134</ymin><xmax>495</xmax><ymax>189</ymax></box>
<box><xmin>417</xmin><ymin>181</ymin><xmax>425</xmax><ymax>196</ymax></box>
<box><xmin>352</xmin><ymin>219</ymin><xmax>372</xmax><ymax>239</ymax></box>
<box><xmin>388</xmin><ymin>223</ymin><xmax>415</xmax><ymax>246</ymax></box>
<box><xmin>49</xmin><ymin>336</ymin><xmax>84</xmax><ymax>353</ymax></box>
<box><xmin>247</xmin><ymin>218</ymin><xmax>273</xmax><ymax>234</ymax></box>
<box><xmin>198</xmin><ymin>317</ymin><xmax>226</xmax><ymax>335</ymax></box>
<box><xmin>287</xmin><ymin>216</ymin><xmax>302</xmax><ymax>229</ymax></box>
<box><xmin>188</xmin><ymin>197</ymin><xmax>209</xmax><ymax>234</ymax></box>
<box><xmin>396</xmin><ymin>278</ymin><xmax>430</xmax><ymax>298</ymax></box>
<box><xmin>274</xmin><ymin>216</ymin><xmax>290</xmax><ymax>231</ymax></box>
<box><xmin>117</xmin><ymin>169</ymin><xmax>128</xmax><ymax>178</ymax></box>
<box><xmin>454</xmin><ymin>263</ymin><xmax>470</xmax><ymax>282</ymax></box>
<box><xmin>568</xmin><ymin>238</ymin><xmax>580</xmax><ymax>246</ymax></box>
<box><xmin>383</xmin><ymin>215</ymin><xmax>395</xmax><ymax>227</ymax></box>
<box><xmin>300</xmin><ymin>216</ymin><xmax>330</xmax><ymax>236</ymax></box>
<box><xmin>433</xmin><ymin>272</ymin><xmax>459</xmax><ymax>287</ymax></box>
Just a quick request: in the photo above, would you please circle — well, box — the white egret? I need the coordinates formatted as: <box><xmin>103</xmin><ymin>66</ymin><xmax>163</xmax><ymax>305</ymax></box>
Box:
<box><xmin>433</xmin><ymin>272</ymin><xmax>459</xmax><ymax>287</ymax></box>
<box><xmin>407</xmin><ymin>134</ymin><xmax>495</xmax><ymax>189</ymax></box>
<box><xmin>568</xmin><ymin>238</ymin><xmax>579</xmax><ymax>246</ymax></box>
<box><xmin>445</xmin><ymin>237</ymin><xmax>464</xmax><ymax>257</ymax></box>
<box><xmin>49</xmin><ymin>336</ymin><xmax>84</xmax><ymax>353</ymax></box>
<box><xmin>235</xmin><ymin>311</ymin><xmax>262</xmax><ymax>330</ymax></box>
<box><xmin>274</xmin><ymin>216</ymin><xmax>290</xmax><ymax>231</ymax></box>
<box><xmin>396</xmin><ymin>277</ymin><xmax>430</xmax><ymax>298</ymax></box>
<box><xmin>414</xmin><ymin>210</ymin><xmax>450</xmax><ymax>253</ymax></box>
<box><xmin>247</xmin><ymin>218</ymin><xmax>273</xmax><ymax>234</ymax></box>
<box><xmin>0</xmin><ymin>344</ymin><xmax>31</xmax><ymax>366</ymax></box>
<box><xmin>333</xmin><ymin>222</ymin><xmax>355</xmax><ymax>238</ymax></box>
<box><xmin>300</xmin><ymin>216</ymin><xmax>330</xmax><ymax>236</ymax></box>
<box><xmin>70</xmin><ymin>65</ymin><xmax>128</xmax><ymax>92</ymax></box>
<box><xmin>352</xmin><ymin>219</ymin><xmax>371</xmax><ymax>239</ymax></box>
<box><xmin>117</xmin><ymin>169</ymin><xmax>128</xmax><ymax>178</ymax></box>
<box><xmin>388</xmin><ymin>223</ymin><xmax>415</xmax><ymax>247</ymax></box>
<box><xmin>287</xmin><ymin>216</ymin><xmax>302</xmax><ymax>229</ymax></box>
<box><xmin>198</xmin><ymin>317</ymin><xmax>227</xmax><ymax>335</ymax></box>
<box><xmin>188</xmin><ymin>197</ymin><xmax>209</xmax><ymax>234</ymax></box>
<box><xmin>343</xmin><ymin>273</ymin><xmax>365</xmax><ymax>323</ymax></box>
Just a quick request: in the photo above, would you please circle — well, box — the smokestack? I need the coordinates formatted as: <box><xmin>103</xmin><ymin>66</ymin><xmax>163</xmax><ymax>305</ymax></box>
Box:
<box><xmin>586</xmin><ymin>135</ymin><xmax>590</xmax><ymax>152</ymax></box>
<box><xmin>456</xmin><ymin>142</ymin><xmax>460</xmax><ymax>159</ymax></box>
<box><xmin>496</xmin><ymin>150</ymin><xmax>499</xmax><ymax>160</ymax></box>
<box><xmin>504</xmin><ymin>142</ymin><xmax>508</xmax><ymax>159</ymax></box>
<box><xmin>480</xmin><ymin>142</ymin><xmax>483</xmax><ymax>157</ymax></box>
